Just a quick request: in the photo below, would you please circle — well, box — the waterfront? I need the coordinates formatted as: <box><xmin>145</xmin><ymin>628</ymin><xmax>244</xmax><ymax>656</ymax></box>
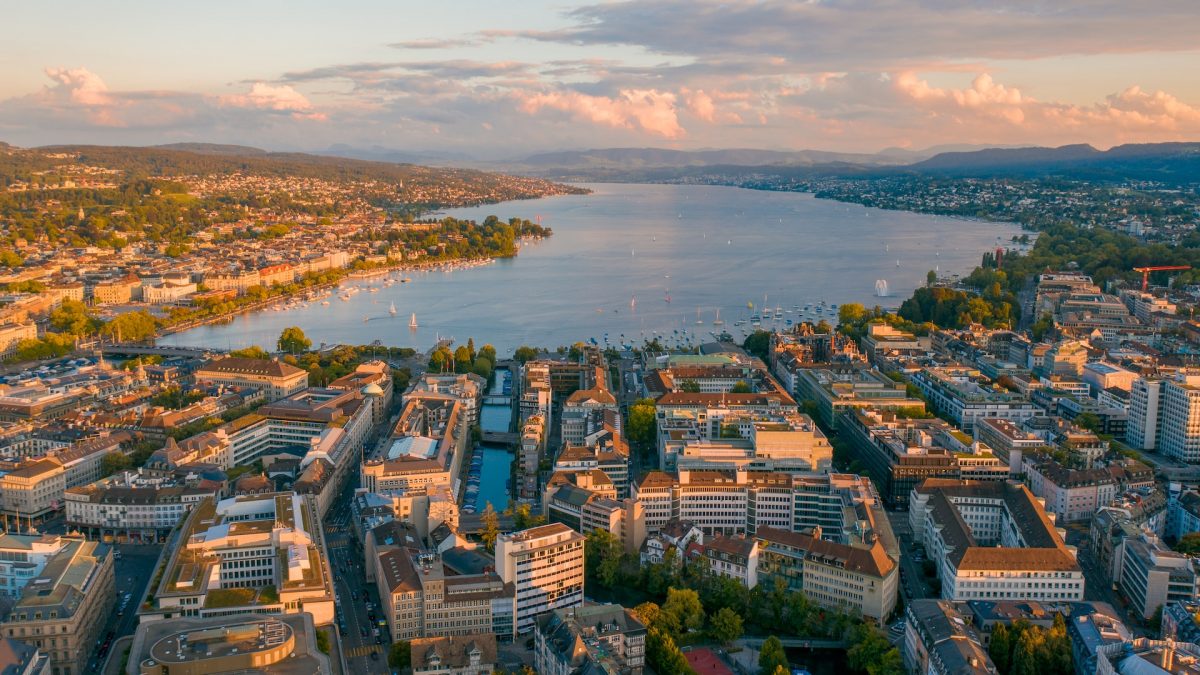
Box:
<box><xmin>160</xmin><ymin>183</ymin><xmax>1024</xmax><ymax>355</ymax></box>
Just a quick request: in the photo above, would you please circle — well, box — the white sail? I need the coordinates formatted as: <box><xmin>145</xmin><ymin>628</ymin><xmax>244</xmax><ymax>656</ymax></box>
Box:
<box><xmin>409</xmin><ymin>313</ymin><xmax>418</xmax><ymax>328</ymax></box>
<box><xmin>875</xmin><ymin>279</ymin><xmax>890</xmax><ymax>297</ymax></box>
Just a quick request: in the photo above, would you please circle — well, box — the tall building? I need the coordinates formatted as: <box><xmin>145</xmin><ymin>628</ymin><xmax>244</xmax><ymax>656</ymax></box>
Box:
<box><xmin>2</xmin><ymin>537</ymin><xmax>114</xmax><ymax>675</ymax></box>
<box><xmin>1160</xmin><ymin>374</ymin><xmax>1200</xmax><ymax>463</ymax></box>
<box><xmin>0</xmin><ymin>534</ymin><xmax>71</xmax><ymax>599</ymax></box>
<box><xmin>495</xmin><ymin>524</ymin><xmax>585</xmax><ymax>634</ymax></box>
<box><xmin>1128</xmin><ymin>378</ymin><xmax>1164</xmax><ymax>451</ymax></box>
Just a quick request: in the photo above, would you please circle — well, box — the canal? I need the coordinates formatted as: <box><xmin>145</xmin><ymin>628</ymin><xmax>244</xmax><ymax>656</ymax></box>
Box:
<box><xmin>473</xmin><ymin>368</ymin><xmax>514</xmax><ymax>512</ymax></box>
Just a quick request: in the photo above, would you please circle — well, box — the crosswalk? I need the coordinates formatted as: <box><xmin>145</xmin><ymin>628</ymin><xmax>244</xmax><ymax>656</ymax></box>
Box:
<box><xmin>347</xmin><ymin>644</ymin><xmax>384</xmax><ymax>658</ymax></box>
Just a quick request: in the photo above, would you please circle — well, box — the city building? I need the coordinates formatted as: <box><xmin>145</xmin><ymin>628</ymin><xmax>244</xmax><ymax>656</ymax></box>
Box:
<box><xmin>699</xmin><ymin>534</ymin><xmax>759</xmax><ymax>588</ymax></box>
<box><xmin>143</xmin><ymin>493</ymin><xmax>334</xmax><ymax>625</ymax></box>
<box><xmin>791</xmin><ymin>365</ymin><xmax>923</xmax><ymax>430</ymax></box>
<box><xmin>0</xmin><ymin>637</ymin><xmax>45</xmax><ymax>675</ymax></box>
<box><xmin>1128</xmin><ymin>378</ymin><xmax>1165</xmax><ymax>451</ymax></box>
<box><xmin>411</xmin><ymin>634</ymin><xmax>497</xmax><ymax>675</ymax></box>
<box><xmin>1094</xmin><ymin>638</ymin><xmax>1200</xmax><ymax>675</ymax></box>
<box><xmin>0</xmin><ymin>459</ymin><xmax>65</xmax><ymax>521</ymax></box>
<box><xmin>1064</xmin><ymin>603</ymin><xmax>1131</xmax><ymax>675</ymax></box>
<box><xmin>1161</xmin><ymin>373</ymin><xmax>1200</xmax><ymax>463</ymax></box>
<box><xmin>407</xmin><ymin>373</ymin><xmax>486</xmax><ymax>427</ymax></box>
<box><xmin>975</xmin><ymin>418</ymin><xmax>1049</xmax><ymax>476</ymax></box>
<box><xmin>1021</xmin><ymin>455</ymin><xmax>1118</xmax><ymax>523</ymax></box>
<box><xmin>911</xmin><ymin>367</ymin><xmax>1043</xmax><ymax>432</ymax></box>
<box><xmin>904</xmin><ymin>600</ymin><xmax>995</xmax><ymax>675</ymax></box>
<box><xmin>560</xmin><ymin>386</ymin><xmax>618</xmax><ymax>446</ymax></box>
<box><xmin>192</xmin><ymin>357</ymin><xmax>309</xmax><ymax>402</ymax></box>
<box><xmin>756</xmin><ymin>525</ymin><xmax>898</xmax><ymax>624</ymax></box>
<box><xmin>1</xmin><ymin>537</ymin><xmax>113</xmax><ymax>675</ymax></box>
<box><xmin>64</xmin><ymin>470</ymin><xmax>218</xmax><ymax>544</ymax></box>
<box><xmin>841</xmin><ymin>409</ymin><xmax>972</xmax><ymax>506</ymax></box>
<box><xmin>0</xmin><ymin>534</ymin><xmax>72</xmax><ymax>599</ymax></box>
<box><xmin>1116</xmin><ymin>533</ymin><xmax>1200</xmax><ymax>621</ymax></box>
<box><xmin>534</xmin><ymin>605</ymin><xmax>645</xmax><ymax>675</ymax></box>
<box><xmin>0</xmin><ymin>323</ymin><xmax>37</xmax><ymax>360</ymax></box>
<box><xmin>1162</xmin><ymin>600</ymin><xmax>1200</xmax><ymax>644</ymax></box>
<box><xmin>125</xmin><ymin>613</ymin><xmax>331</xmax><ymax>675</ymax></box>
<box><xmin>910</xmin><ymin>479</ymin><xmax>1085</xmax><ymax>603</ymax></box>
<box><xmin>494</xmin><ymin>524</ymin><xmax>585</xmax><ymax>634</ymax></box>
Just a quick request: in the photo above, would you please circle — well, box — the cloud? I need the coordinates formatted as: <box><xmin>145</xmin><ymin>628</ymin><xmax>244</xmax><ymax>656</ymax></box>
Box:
<box><xmin>389</xmin><ymin>37</ymin><xmax>482</xmax><ymax>50</ymax></box>
<box><xmin>219</xmin><ymin>83</ymin><xmax>325</xmax><ymax>120</ymax></box>
<box><xmin>521</xmin><ymin>88</ymin><xmax>684</xmax><ymax>138</ymax></box>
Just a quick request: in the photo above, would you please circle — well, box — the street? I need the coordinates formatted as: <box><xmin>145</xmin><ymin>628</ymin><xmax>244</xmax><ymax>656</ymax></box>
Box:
<box><xmin>885</xmin><ymin>509</ymin><xmax>938</xmax><ymax>602</ymax></box>
<box><xmin>324</xmin><ymin>479</ymin><xmax>391</xmax><ymax>674</ymax></box>
<box><xmin>92</xmin><ymin>544</ymin><xmax>162</xmax><ymax>672</ymax></box>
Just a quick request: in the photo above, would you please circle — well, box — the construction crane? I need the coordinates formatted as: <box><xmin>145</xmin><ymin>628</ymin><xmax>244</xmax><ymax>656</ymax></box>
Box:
<box><xmin>1133</xmin><ymin>265</ymin><xmax>1190</xmax><ymax>292</ymax></box>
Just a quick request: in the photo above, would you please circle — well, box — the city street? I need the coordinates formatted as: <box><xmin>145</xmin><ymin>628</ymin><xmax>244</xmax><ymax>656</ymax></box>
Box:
<box><xmin>886</xmin><ymin>509</ymin><xmax>937</xmax><ymax>601</ymax></box>
<box><xmin>92</xmin><ymin>544</ymin><xmax>162</xmax><ymax>672</ymax></box>
<box><xmin>324</xmin><ymin>482</ymin><xmax>391</xmax><ymax>674</ymax></box>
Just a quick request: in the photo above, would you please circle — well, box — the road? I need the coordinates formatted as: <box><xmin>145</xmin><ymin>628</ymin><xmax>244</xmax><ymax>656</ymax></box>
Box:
<box><xmin>90</xmin><ymin>544</ymin><xmax>162</xmax><ymax>673</ymax></box>
<box><xmin>324</xmin><ymin>479</ymin><xmax>391</xmax><ymax>674</ymax></box>
<box><xmin>885</xmin><ymin>509</ymin><xmax>938</xmax><ymax>602</ymax></box>
<box><xmin>1062</xmin><ymin>526</ymin><xmax>1146</xmax><ymax>637</ymax></box>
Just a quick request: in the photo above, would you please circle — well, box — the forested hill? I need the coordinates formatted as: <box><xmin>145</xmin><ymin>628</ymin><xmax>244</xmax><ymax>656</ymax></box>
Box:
<box><xmin>0</xmin><ymin>142</ymin><xmax>587</xmax><ymax>206</ymax></box>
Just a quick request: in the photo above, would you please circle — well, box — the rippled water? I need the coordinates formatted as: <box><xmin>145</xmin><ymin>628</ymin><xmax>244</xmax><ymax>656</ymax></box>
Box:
<box><xmin>162</xmin><ymin>183</ymin><xmax>1022</xmax><ymax>355</ymax></box>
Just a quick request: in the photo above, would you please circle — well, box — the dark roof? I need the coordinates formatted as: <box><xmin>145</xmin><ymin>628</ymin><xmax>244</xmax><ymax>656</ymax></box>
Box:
<box><xmin>197</xmin><ymin>356</ymin><xmax>305</xmax><ymax>378</ymax></box>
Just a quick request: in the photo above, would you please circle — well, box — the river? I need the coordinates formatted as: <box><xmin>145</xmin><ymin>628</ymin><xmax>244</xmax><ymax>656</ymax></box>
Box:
<box><xmin>160</xmin><ymin>183</ymin><xmax>1023</xmax><ymax>355</ymax></box>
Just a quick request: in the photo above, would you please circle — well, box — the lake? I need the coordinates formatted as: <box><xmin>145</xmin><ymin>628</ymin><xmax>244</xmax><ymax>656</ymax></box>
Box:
<box><xmin>161</xmin><ymin>183</ymin><xmax>1023</xmax><ymax>355</ymax></box>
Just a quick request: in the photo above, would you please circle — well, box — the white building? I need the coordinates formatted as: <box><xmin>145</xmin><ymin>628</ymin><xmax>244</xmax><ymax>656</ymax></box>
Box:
<box><xmin>495</xmin><ymin>523</ymin><xmax>585</xmax><ymax>634</ymax></box>
<box><xmin>1160</xmin><ymin>373</ymin><xmax>1200</xmax><ymax>463</ymax></box>
<box><xmin>910</xmin><ymin>478</ymin><xmax>1085</xmax><ymax>603</ymax></box>
<box><xmin>1127</xmin><ymin>378</ymin><xmax>1164</xmax><ymax>451</ymax></box>
<box><xmin>0</xmin><ymin>533</ymin><xmax>70</xmax><ymax>598</ymax></box>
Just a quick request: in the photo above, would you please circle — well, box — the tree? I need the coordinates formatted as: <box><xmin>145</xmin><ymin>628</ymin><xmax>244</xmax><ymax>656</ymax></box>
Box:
<box><xmin>631</xmin><ymin>602</ymin><xmax>666</xmax><ymax>631</ymax></box>
<box><xmin>510</xmin><ymin>503</ymin><xmax>545</xmax><ymax>530</ymax></box>
<box><xmin>848</xmin><ymin>623</ymin><xmax>901</xmax><ymax>675</ymax></box>
<box><xmin>927</xmin><ymin>270</ymin><xmax>938</xmax><ymax>286</ymax></box>
<box><xmin>479</xmin><ymin>343</ymin><xmax>497</xmax><ymax>364</ymax></box>
<box><xmin>989</xmin><ymin>623</ymin><xmax>1012</xmax><ymax>674</ymax></box>
<box><xmin>387</xmin><ymin>640</ymin><xmax>411</xmax><ymax>669</ymax></box>
<box><xmin>102</xmin><ymin>310</ymin><xmax>158</xmax><ymax>343</ymax></box>
<box><xmin>709</xmin><ymin>606</ymin><xmax>743</xmax><ymax>646</ymax></box>
<box><xmin>839</xmin><ymin>303</ymin><xmax>867</xmax><ymax>324</ymax></box>
<box><xmin>627</xmin><ymin>398</ymin><xmax>657</xmax><ymax>446</ymax></box>
<box><xmin>1074</xmin><ymin>412</ymin><xmax>1101</xmax><ymax>432</ymax></box>
<box><xmin>585</xmin><ymin>529</ymin><xmax>623</xmax><ymax>588</ymax></box>
<box><xmin>663</xmin><ymin>588</ymin><xmax>705</xmax><ymax>636</ymax></box>
<box><xmin>100</xmin><ymin>452</ymin><xmax>132</xmax><ymax>477</ymax></box>
<box><xmin>731</xmin><ymin>380</ymin><xmax>752</xmax><ymax>393</ymax></box>
<box><xmin>50</xmin><ymin>300</ymin><xmax>101</xmax><ymax>337</ymax></box>
<box><xmin>1175</xmin><ymin>532</ymin><xmax>1200</xmax><ymax>555</ymax></box>
<box><xmin>229</xmin><ymin>345</ymin><xmax>270</xmax><ymax>359</ymax></box>
<box><xmin>646</xmin><ymin>627</ymin><xmax>695</xmax><ymax>675</ymax></box>
<box><xmin>743</xmin><ymin>330</ymin><xmax>771</xmax><ymax>360</ymax></box>
<box><xmin>278</xmin><ymin>326</ymin><xmax>311</xmax><ymax>353</ymax></box>
<box><xmin>454</xmin><ymin>345</ymin><xmax>473</xmax><ymax>373</ymax></box>
<box><xmin>481</xmin><ymin>502</ymin><xmax>499</xmax><ymax>552</ymax></box>
<box><xmin>758</xmin><ymin>636</ymin><xmax>788</xmax><ymax>675</ymax></box>
<box><xmin>513</xmin><ymin>345</ymin><xmax>538</xmax><ymax>363</ymax></box>
<box><xmin>0</xmin><ymin>249</ymin><xmax>22</xmax><ymax>268</ymax></box>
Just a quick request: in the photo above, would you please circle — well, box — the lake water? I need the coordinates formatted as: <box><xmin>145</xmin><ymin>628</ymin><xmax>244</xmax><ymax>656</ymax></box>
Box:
<box><xmin>474</xmin><ymin>445</ymin><xmax>512</xmax><ymax>512</ymax></box>
<box><xmin>161</xmin><ymin>183</ymin><xmax>1022</xmax><ymax>355</ymax></box>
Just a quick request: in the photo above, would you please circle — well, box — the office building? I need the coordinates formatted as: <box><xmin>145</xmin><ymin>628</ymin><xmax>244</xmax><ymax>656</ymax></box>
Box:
<box><xmin>193</xmin><ymin>357</ymin><xmax>309</xmax><ymax>402</ymax></box>
<box><xmin>534</xmin><ymin>605</ymin><xmax>645</xmax><ymax>675</ymax></box>
<box><xmin>495</xmin><ymin>524</ymin><xmax>584</xmax><ymax>634</ymax></box>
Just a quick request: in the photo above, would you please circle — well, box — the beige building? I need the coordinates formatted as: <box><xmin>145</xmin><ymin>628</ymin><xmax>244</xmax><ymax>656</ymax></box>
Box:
<box><xmin>0</xmin><ymin>458</ymin><xmax>66</xmax><ymax>520</ymax></box>
<box><xmin>2</xmin><ymin>537</ymin><xmax>114</xmax><ymax>675</ymax></box>
<box><xmin>91</xmin><ymin>275</ymin><xmax>140</xmax><ymax>305</ymax></box>
<box><xmin>0</xmin><ymin>323</ymin><xmax>37</xmax><ymax>359</ymax></box>
<box><xmin>193</xmin><ymin>357</ymin><xmax>309</xmax><ymax>402</ymax></box>
<box><xmin>411</xmin><ymin>634</ymin><xmax>497</xmax><ymax>675</ymax></box>
<box><xmin>496</xmin><ymin>524</ymin><xmax>585</xmax><ymax>634</ymax></box>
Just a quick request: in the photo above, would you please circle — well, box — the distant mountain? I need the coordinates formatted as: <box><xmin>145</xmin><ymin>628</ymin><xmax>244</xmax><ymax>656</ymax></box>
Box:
<box><xmin>154</xmin><ymin>142</ymin><xmax>268</xmax><ymax>155</ymax></box>
<box><xmin>908</xmin><ymin>142</ymin><xmax>1200</xmax><ymax>183</ymax></box>
<box><xmin>511</xmin><ymin>147</ymin><xmax>929</xmax><ymax>172</ymax></box>
<box><xmin>315</xmin><ymin>144</ymin><xmax>475</xmax><ymax>166</ymax></box>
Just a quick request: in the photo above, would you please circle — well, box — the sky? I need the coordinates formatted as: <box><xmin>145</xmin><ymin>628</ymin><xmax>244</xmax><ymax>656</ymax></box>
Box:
<box><xmin>2</xmin><ymin>0</ymin><xmax>1199</xmax><ymax>158</ymax></box>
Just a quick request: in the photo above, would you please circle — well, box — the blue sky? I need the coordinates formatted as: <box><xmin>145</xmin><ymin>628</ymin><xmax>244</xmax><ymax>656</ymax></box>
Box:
<box><xmin>2</xmin><ymin>0</ymin><xmax>1198</xmax><ymax>156</ymax></box>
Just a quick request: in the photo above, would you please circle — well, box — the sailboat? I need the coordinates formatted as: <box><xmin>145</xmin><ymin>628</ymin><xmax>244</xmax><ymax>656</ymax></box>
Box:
<box><xmin>389</xmin><ymin>302</ymin><xmax>397</xmax><ymax>316</ymax></box>
<box><xmin>665</xmin><ymin>291</ymin><xmax>672</xmax><ymax>303</ymax></box>
<box><xmin>696</xmin><ymin>307</ymin><xmax>703</xmax><ymax>325</ymax></box>
<box><xmin>409</xmin><ymin>313</ymin><xmax>418</xmax><ymax>328</ymax></box>
<box><xmin>713</xmin><ymin>309</ymin><xmax>724</xmax><ymax>326</ymax></box>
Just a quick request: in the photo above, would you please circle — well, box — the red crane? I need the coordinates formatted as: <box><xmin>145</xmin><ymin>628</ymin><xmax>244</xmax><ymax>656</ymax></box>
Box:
<box><xmin>1133</xmin><ymin>265</ymin><xmax>1190</xmax><ymax>291</ymax></box>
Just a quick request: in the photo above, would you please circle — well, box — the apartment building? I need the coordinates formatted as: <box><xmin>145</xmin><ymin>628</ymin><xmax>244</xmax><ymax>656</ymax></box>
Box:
<box><xmin>1128</xmin><ymin>378</ymin><xmax>1164</xmax><ymax>451</ymax></box>
<box><xmin>0</xmin><ymin>459</ymin><xmax>65</xmax><ymax>521</ymax></box>
<box><xmin>64</xmin><ymin>471</ymin><xmax>217</xmax><ymax>543</ymax></box>
<box><xmin>0</xmin><ymin>534</ymin><xmax>72</xmax><ymax>599</ymax></box>
<box><xmin>791</xmin><ymin>365</ymin><xmax>922</xmax><ymax>430</ymax></box>
<box><xmin>90</xmin><ymin>274</ymin><xmax>140</xmax><ymax>305</ymax></box>
<box><xmin>411</xmin><ymin>634</ymin><xmax>497</xmax><ymax>675</ymax></box>
<box><xmin>1116</xmin><ymin>534</ymin><xmax>1200</xmax><ymax>620</ymax></box>
<box><xmin>975</xmin><ymin>418</ymin><xmax>1049</xmax><ymax>475</ymax></box>
<box><xmin>756</xmin><ymin>526</ymin><xmax>898</xmax><ymax>625</ymax></box>
<box><xmin>1022</xmin><ymin>455</ymin><xmax>1118</xmax><ymax>523</ymax></box>
<box><xmin>912</xmin><ymin>367</ymin><xmax>1042</xmax><ymax>433</ymax></box>
<box><xmin>534</xmin><ymin>605</ymin><xmax>646</xmax><ymax>675</ymax></box>
<box><xmin>2</xmin><ymin>537</ymin><xmax>113</xmax><ymax>675</ymax></box>
<box><xmin>407</xmin><ymin>373</ymin><xmax>486</xmax><ymax>427</ymax></box>
<box><xmin>193</xmin><ymin>357</ymin><xmax>309</xmax><ymax>402</ymax></box>
<box><xmin>840</xmin><ymin>409</ymin><xmax>967</xmax><ymax>507</ymax></box>
<box><xmin>0</xmin><ymin>323</ymin><xmax>37</xmax><ymax>360</ymax></box>
<box><xmin>495</xmin><ymin>524</ymin><xmax>585</xmax><ymax>634</ymax></box>
<box><xmin>904</xmin><ymin>600</ymin><xmax>995</xmax><ymax>675</ymax></box>
<box><xmin>700</xmin><ymin>534</ymin><xmax>759</xmax><ymax>588</ymax></box>
<box><xmin>659</xmin><ymin>411</ymin><xmax>833</xmax><ymax>475</ymax></box>
<box><xmin>910</xmin><ymin>479</ymin><xmax>1085</xmax><ymax>603</ymax></box>
<box><xmin>376</xmin><ymin>547</ymin><xmax>515</xmax><ymax>641</ymax></box>
<box><xmin>144</xmin><ymin>493</ymin><xmax>334</xmax><ymax>625</ymax></box>
<box><xmin>553</xmin><ymin>418</ymin><xmax>631</xmax><ymax>497</ymax></box>
<box><xmin>560</xmin><ymin>387</ymin><xmax>618</xmax><ymax>446</ymax></box>
<box><xmin>517</xmin><ymin>414</ymin><xmax>545</xmax><ymax>500</ymax></box>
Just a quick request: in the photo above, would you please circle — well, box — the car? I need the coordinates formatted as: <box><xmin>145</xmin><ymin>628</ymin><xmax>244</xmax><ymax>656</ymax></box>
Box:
<box><xmin>370</xmin><ymin>651</ymin><xmax>380</xmax><ymax>661</ymax></box>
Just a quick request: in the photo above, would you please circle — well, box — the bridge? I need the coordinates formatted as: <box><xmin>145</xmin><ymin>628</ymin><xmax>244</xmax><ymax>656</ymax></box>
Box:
<box><xmin>481</xmin><ymin>431</ymin><xmax>519</xmax><ymax>445</ymax></box>
<box><xmin>482</xmin><ymin>395</ymin><xmax>512</xmax><ymax>406</ymax></box>
<box><xmin>99</xmin><ymin>344</ymin><xmax>219</xmax><ymax>359</ymax></box>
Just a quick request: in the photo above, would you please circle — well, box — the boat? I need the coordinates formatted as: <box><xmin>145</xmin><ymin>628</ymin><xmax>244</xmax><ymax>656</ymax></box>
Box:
<box><xmin>409</xmin><ymin>313</ymin><xmax>418</xmax><ymax>328</ymax></box>
<box><xmin>389</xmin><ymin>302</ymin><xmax>397</xmax><ymax>316</ymax></box>
<box><xmin>896</xmin><ymin>259</ymin><xmax>901</xmax><ymax>267</ymax></box>
<box><xmin>713</xmin><ymin>309</ymin><xmax>724</xmax><ymax>326</ymax></box>
<box><xmin>696</xmin><ymin>308</ymin><xmax>703</xmax><ymax>325</ymax></box>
